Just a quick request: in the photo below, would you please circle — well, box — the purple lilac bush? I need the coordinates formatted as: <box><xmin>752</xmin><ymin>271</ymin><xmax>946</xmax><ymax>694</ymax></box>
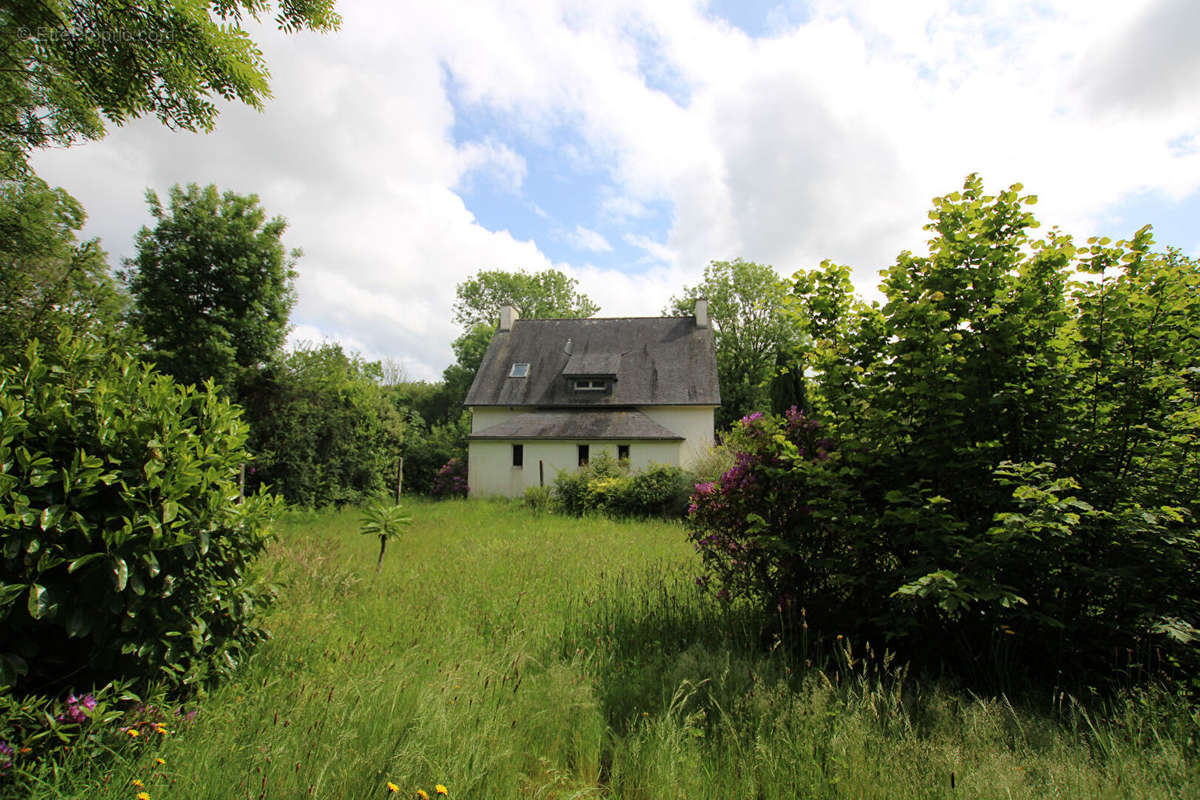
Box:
<box><xmin>686</xmin><ymin>408</ymin><xmax>844</xmax><ymax>616</ymax></box>
<box><xmin>431</xmin><ymin>457</ymin><xmax>469</xmax><ymax>498</ymax></box>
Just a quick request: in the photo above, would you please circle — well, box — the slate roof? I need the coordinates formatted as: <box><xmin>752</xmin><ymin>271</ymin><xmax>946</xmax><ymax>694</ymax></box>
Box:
<box><xmin>464</xmin><ymin>316</ymin><xmax>720</xmax><ymax>407</ymax></box>
<box><xmin>468</xmin><ymin>409</ymin><xmax>684</xmax><ymax>440</ymax></box>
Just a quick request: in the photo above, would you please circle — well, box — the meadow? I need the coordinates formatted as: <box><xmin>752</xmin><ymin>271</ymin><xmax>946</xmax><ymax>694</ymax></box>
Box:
<box><xmin>29</xmin><ymin>499</ymin><xmax>1198</xmax><ymax>799</ymax></box>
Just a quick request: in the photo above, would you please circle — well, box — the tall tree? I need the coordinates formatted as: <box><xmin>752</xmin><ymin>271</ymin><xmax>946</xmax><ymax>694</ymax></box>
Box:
<box><xmin>125</xmin><ymin>183</ymin><xmax>297</xmax><ymax>392</ymax></box>
<box><xmin>452</xmin><ymin>268</ymin><xmax>599</xmax><ymax>328</ymax></box>
<box><xmin>668</xmin><ymin>259</ymin><xmax>805</xmax><ymax>427</ymax></box>
<box><xmin>1</xmin><ymin>0</ymin><xmax>340</xmax><ymax>177</ymax></box>
<box><xmin>0</xmin><ymin>173</ymin><xmax>126</xmax><ymax>362</ymax></box>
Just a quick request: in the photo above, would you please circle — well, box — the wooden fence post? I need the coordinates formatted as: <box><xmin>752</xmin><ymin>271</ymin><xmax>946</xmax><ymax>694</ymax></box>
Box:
<box><xmin>539</xmin><ymin>460</ymin><xmax>544</xmax><ymax>487</ymax></box>
<box><xmin>395</xmin><ymin>457</ymin><xmax>404</xmax><ymax>503</ymax></box>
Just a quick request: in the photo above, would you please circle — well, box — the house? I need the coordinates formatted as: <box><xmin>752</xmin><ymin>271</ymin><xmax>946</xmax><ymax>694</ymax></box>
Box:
<box><xmin>464</xmin><ymin>301</ymin><xmax>720</xmax><ymax>497</ymax></box>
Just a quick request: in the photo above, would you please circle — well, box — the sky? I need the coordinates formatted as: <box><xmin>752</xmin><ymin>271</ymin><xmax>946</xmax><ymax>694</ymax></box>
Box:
<box><xmin>31</xmin><ymin>0</ymin><xmax>1200</xmax><ymax>381</ymax></box>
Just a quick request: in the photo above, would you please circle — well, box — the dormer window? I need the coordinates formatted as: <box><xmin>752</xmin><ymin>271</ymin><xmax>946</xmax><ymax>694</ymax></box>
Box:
<box><xmin>573</xmin><ymin>378</ymin><xmax>608</xmax><ymax>391</ymax></box>
<box><xmin>509</xmin><ymin>363</ymin><xmax>530</xmax><ymax>378</ymax></box>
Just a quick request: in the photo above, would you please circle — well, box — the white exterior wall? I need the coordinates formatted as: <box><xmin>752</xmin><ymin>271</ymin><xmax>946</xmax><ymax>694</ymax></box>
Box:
<box><xmin>467</xmin><ymin>438</ymin><xmax>684</xmax><ymax>498</ymax></box>
<box><xmin>640</xmin><ymin>406</ymin><xmax>717</xmax><ymax>470</ymax></box>
<box><xmin>466</xmin><ymin>404</ymin><xmax>716</xmax><ymax>498</ymax></box>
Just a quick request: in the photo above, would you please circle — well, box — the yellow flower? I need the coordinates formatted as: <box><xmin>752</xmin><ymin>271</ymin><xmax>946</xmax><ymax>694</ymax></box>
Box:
<box><xmin>132</xmin><ymin>778</ymin><xmax>145</xmax><ymax>788</ymax></box>
<box><xmin>155</xmin><ymin>757</ymin><xmax>166</xmax><ymax>765</ymax></box>
<box><xmin>387</xmin><ymin>783</ymin><xmax>399</xmax><ymax>793</ymax></box>
<box><xmin>417</xmin><ymin>791</ymin><xmax>430</xmax><ymax>800</ymax></box>
<box><xmin>137</xmin><ymin>792</ymin><xmax>150</xmax><ymax>800</ymax></box>
<box><xmin>436</xmin><ymin>785</ymin><xmax>448</xmax><ymax>796</ymax></box>
<box><xmin>127</xmin><ymin>728</ymin><xmax>140</xmax><ymax>737</ymax></box>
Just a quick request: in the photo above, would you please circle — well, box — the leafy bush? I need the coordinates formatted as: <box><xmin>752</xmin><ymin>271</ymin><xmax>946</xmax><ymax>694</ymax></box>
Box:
<box><xmin>430</xmin><ymin>457</ymin><xmax>468</xmax><ymax>498</ymax></box>
<box><xmin>551</xmin><ymin>454</ymin><xmax>694</xmax><ymax>519</ymax></box>
<box><xmin>688</xmin><ymin>177</ymin><xmax>1200</xmax><ymax>686</ymax></box>
<box><xmin>239</xmin><ymin>343</ymin><xmax>405</xmax><ymax>508</ymax></box>
<box><xmin>0</xmin><ymin>331</ymin><xmax>279</xmax><ymax>696</ymax></box>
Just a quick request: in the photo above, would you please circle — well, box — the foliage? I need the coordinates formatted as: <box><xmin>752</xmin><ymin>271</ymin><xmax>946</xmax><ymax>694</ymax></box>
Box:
<box><xmin>0</xmin><ymin>173</ymin><xmax>127</xmax><ymax>363</ymax></box>
<box><xmin>0</xmin><ymin>330</ymin><xmax>280</xmax><ymax>697</ymax></box>
<box><xmin>124</xmin><ymin>183</ymin><xmax>297</xmax><ymax>393</ymax></box>
<box><xmin>523</xmin><ymin>485</ymin><xmax>552</xmax><ymax>513</ymax></box>
<box><xmin>667</xmin><ymin>259</ymin><xmax>807</xmax><ymax>427</ymax></box>
<box><xmin>452</xmin><ymin>268</ymin><xmax>599</xmax><ymax>329</ymax></box>
<box><xmin>239</xmin><ymin>343</ymin><xmax>406</xmax><ymax>508</ymax></box>
<box><xmin>430</xmin><ymin>457</ymin><xmax>468</xmax><ymax>498</ymax></box>
<box><xmin>551</xmin><ymin>454</ymin><xmax>695</xmax><ymax>519</ymax></box>
<box><xmin>0</xmin><ymin>0</ymin><xmax>340</xmax><ymax>177</ymax></box>
<box><xmin>396</xmin><ymin>412</ymin><xmax>469</xmax><ymax>496</ymax></box>
<box><xmin>687</xmin><ymin>175</ymin><xmax>1200</xmax><ymax>685</ymax></box>
<box><xmin>359</xmin><ymin>500</ymin><xmax>411</xmax><ymax>574</ymax></box>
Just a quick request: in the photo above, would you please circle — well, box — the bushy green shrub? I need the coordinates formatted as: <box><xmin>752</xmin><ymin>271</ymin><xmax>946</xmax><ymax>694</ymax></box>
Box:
<box><xmin>239</xmin><ymin>343</ymin><xmax>405</xmax><ymax>507</ymax></box>
<box><xmin>550</xmin><ymin>454</ymin><xmax>694</xmax><ymax>519</ymax></box>
<box><xmin>430</xmin><ymin>457</ymin><xmax>468</xmax><ymax>498</ymax></box>
<box><xmin>688</xmin><ymin>177</ymin><xmax>1200</xmax><ymax>687</ymax></box>
<box><xmin>0</xmin><ymin>331</ymin><xmax>279</xmax><ymax>696</ymax></box>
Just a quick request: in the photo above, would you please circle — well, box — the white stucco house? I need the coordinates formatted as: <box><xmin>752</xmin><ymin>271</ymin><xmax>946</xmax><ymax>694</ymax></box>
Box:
<box><xmin>464</xmin><ymin>302</ymin><xmax>721</xmax><ymax>498</ymax></box>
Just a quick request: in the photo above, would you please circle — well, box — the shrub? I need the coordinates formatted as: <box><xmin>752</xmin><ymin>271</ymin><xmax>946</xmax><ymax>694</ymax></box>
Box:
<box><xmin>430</xmin><ymin>457</ymin><xmax>468</xmax><ymax>498</ymax></box>
<box><xmin>689</xmin><ymin>177</ymin><xmax>1200</xmax><ymax>686</ymax></box>
<box><xmin>551</xmin><ymin>454</ymin><xmax>695</xmax><ymax>519</ymax></box>
<box><xmin>0</xmin><ymin>331</ymin><xmax>280</xmax><ymax>696</ymax></box>
<box><xmin>523</xmin><ymin>486</ymin><xmax>552</xmax><ymax>513</ymax></box>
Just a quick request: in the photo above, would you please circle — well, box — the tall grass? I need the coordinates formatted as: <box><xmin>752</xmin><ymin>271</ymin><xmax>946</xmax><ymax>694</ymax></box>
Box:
<box><xmin>27</xmin><ymin>499</ymin><xmax>1199</xmax><ymax>799</ymax></box>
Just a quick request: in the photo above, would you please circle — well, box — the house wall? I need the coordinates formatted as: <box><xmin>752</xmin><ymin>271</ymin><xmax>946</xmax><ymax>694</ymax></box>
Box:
<box><xmin>466</xmin><ymin>404</ymin><xmax>716</xmax><ymax>498</ymax></box>
<box><xmin>640</xmin><ymin>406</ymin><xmax>717</xmax><ymax>470</ymax></box>
<box><xmin>468</xmin><ymin>439</ymin><xmax>683</xmax><ymax>498</ymax></box>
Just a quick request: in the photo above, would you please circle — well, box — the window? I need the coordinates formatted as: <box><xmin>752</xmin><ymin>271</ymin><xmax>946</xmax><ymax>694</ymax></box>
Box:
<box><xmin>512</xmin><ymin>444</ymin><xmax>524</xmax><ymax>468</ymax></box>
<box><xmin>509</xmin><ymin>363</ymin><xmax>530</xmax><ymax>378</ymax></box>
<box><xmin>577</xmin><ymin>444</ymin><xmax>589</xmax><ymax>467</ymax></box>
<box><xmin>617</xmin><ymin>444</ymin><xmax>629</xmax><ymax>461</ymax></box>
<box><xmin>573</xmin><ymin>378</ymin><xmax>607</xmax><ymax>391</ymax></box>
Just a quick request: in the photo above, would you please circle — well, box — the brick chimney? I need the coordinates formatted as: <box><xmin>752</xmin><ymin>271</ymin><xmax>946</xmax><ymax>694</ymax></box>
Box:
<box><xmin>694</xmin><ymin>298</ymin><xmax>709</xmax><ymax>328</ymax></box>
<box><xmin>499</xmin><ymin>304</ymin><xmax>520</xmax><ymax>331</ymax></box>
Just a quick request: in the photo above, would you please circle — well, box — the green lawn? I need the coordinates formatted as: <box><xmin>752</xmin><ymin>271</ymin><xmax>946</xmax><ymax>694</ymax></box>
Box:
<box><xmin>34</xmin><ymin>499</ymin><xmax>1198</xmax><ymax>799</ymax></box>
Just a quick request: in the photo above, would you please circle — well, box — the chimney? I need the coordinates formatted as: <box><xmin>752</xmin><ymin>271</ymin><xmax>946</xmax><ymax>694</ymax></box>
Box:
<box><xmin>563</xmin><ymin>338</ymin><xmax>573</xmax><ymax>355</ymax></box>
<box><xmin>499</xmin><ymin>304</ymin><xmax>519</xmax><ymax>331</ymax></box>
<box><xmin>694</xmin><ymin>298</ymin><xmax>709</xmax><ymax>329</ymax></box>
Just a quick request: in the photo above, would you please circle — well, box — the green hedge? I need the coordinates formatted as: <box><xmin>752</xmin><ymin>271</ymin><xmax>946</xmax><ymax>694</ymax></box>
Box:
<box><xmin>0</xmin><ymin>331</ymin><xmax>279</xmax><ymax>696</ymax></box>
<box><xmin>550</xmin><ymin>453</ymin><xmax>693</xmax><ymax>519</ymax></box>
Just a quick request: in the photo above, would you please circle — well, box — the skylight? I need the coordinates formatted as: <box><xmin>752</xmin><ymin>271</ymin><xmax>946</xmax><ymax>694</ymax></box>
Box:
<box><xmin>509</xmin><ymin>363</ymin><xmax>530</xmax><ymax>378</ymax></box>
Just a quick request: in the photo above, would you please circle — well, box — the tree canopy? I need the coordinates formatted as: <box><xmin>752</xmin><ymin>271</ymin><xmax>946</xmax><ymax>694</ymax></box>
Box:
<box><xmin>1</xmin><ymin>0</ymin><xmax>340</xmax><ymax>176</ymax></box>
<box><xmin>125</xmin><ymin>183</ymin><xmax>297</xmax><ymax>392</ymax></box>
<box><xmin>452</xmin><ymin>268</ymin><xmax>599</xmax><ymax>329</ymax></box>
<box><xmin>0</xmin><ymin>173</ymin><xmax>126</xmax><ymax>362</ymax></box>
<box><xmin>688</xmin><ymin>175</ymin><xmax>1200</xmax><ymax>685</ymax></box>
<box><xmin>667</xmin><ymin>259</ymin><xmax>805</xmax><ymax>427</ymax></box>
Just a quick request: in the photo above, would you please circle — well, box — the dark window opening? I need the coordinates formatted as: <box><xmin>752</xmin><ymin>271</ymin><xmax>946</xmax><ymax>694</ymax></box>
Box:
<box><xmin>512</xmin><ymin>444</ymin><xmax>524</xmax><ymax>468</ymax></box>
<box><xmin>573</xmin><ymin>378</ymin><xmax>607</xmax><ymax>391</ymax></box>
<box><xmin>577</xmin><ymin>444</ymin><xmax>589</xmax><ymax>467</ymax></box>
<box><xmin>618</xmin><ymin>444</ymin><xmax>630</xmax><ymax>461</ymax></box>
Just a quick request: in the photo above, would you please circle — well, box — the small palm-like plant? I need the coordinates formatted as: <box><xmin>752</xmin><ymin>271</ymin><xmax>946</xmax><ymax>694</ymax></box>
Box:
<box><xmin>360</xmin><ymin>500</ymin><xmax>413</xmax><ymax>575</ymax></box>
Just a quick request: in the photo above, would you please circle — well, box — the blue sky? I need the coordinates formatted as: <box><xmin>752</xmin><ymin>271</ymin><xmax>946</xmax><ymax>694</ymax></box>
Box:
<box><xmin>31</xmin><ymin>0</ymin><xmax>1200</xmax><ymax>379</ymax></box>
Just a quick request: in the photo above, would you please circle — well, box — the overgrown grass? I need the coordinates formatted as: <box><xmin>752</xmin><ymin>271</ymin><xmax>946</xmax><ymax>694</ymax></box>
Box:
<box><xmin>24</xmin><ymin>499</ymin><xmax>1200</xmax><ymax>798</ymax></box>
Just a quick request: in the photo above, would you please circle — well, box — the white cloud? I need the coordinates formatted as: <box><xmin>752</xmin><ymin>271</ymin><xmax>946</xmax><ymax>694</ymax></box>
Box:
<box><xmin>26</xmin><ymin>0</ymin><xmax>1200</xmax><ymax>382</ymax></box>
<box><xmin>567</xmin><ymin>225</ymin><xmax>612</xmax><ymax>252</ymax></box>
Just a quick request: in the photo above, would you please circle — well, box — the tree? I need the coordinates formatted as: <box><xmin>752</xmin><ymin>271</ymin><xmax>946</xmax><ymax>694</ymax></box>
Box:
<box><xmin>125</xmin><ymin>183</ymin><xmax>297</xmax><ymax>392</ymax></box>
<box><xmin>1</xmin><ymin>0</ymin><xmax>340</xmax><ymax>177</ymax></box>
<box><xmin>452</xmin><ymin>268</ymin><xmax>599</xmax><ymax>328</ymax></box>
<box><xmin>688</xmin><ymin>175</ymin><xmax>1200</xmax><ymax>686</ymax></box>
<box><xmin>0</xmin><ymin>173</ymin><xmax>127</xmax><ymax>362</ymax></box>
<box><xmin>239</xmin><ymin>343</ymin><xmax>406</xmax><ymax>508</ymax></box>
<box><xmin>667</xmin><ymin>259</ymin><xmax>805</xmax><ymax>427</ymax></box>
